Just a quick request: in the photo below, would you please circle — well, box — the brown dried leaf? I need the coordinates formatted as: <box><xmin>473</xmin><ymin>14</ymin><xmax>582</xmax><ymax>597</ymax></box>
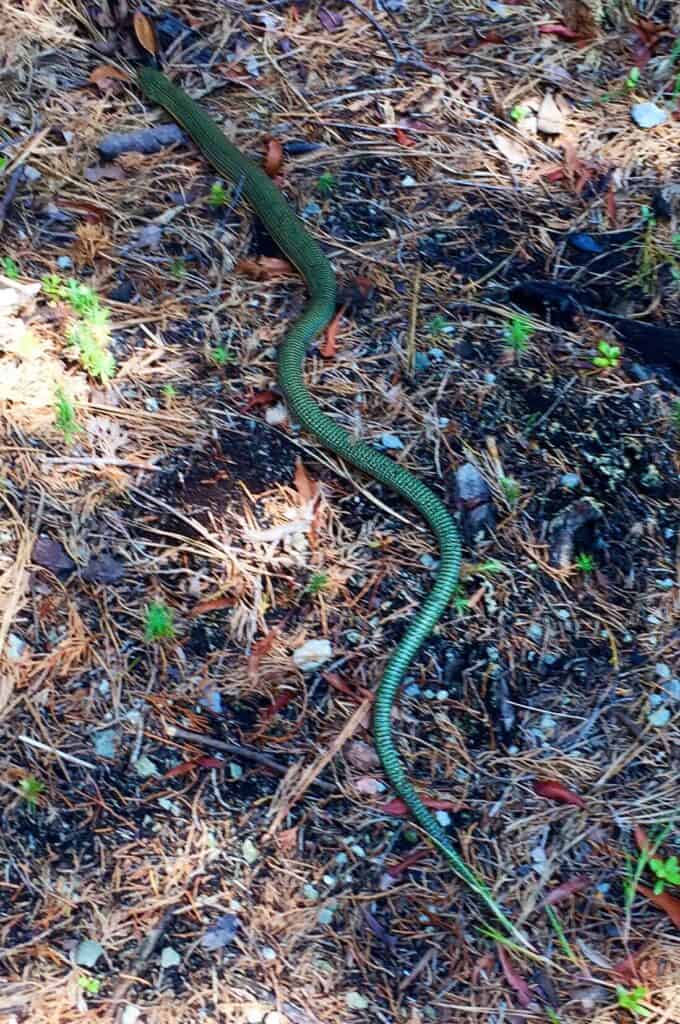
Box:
<box><xmin>294</xmin><ymin>458</ymin><xmax>318</xmax><ymax>504</ymax></box>
<box><xmin>89</xmin><ymin>64</ymin><xmax>130</xmax><ymax>89</ymax></box>
<box><xmin>133</xmin><ymin>10</ymin><xmax>158</xmax><ymax>55</ymax></box>
<box><xmin>263</xmin><ymin>138</ymin><xmax>284</xmax><ymax>178</ymax></box>
<box><xmin>235</xmin><ymin>256</ymin><xmax>295</xmax><ymax>280</ymax></box>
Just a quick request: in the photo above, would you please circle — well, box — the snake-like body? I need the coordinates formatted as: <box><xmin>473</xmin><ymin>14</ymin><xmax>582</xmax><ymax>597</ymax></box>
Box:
<box><xmin>137</xmin><ymin>67</ymin><xmax>517</xmax><ymax>937</ymax></box>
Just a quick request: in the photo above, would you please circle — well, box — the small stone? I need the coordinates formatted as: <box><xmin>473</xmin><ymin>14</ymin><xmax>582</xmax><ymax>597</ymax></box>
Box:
<box><xmin>380</xmin><ymin>432</ymin><xmax>404</xmax><ymax>450</ymax></box>
<box><xmin>404</xmin><ymin>683</ymin><xmax>421</xmax><ymax>697</ymax></box>
<box><xmin>242</xmin><ymin>838</ymin><xmax>259</xmax><ymax>864</ymax></box>
<box><xmin>133</xmin><ymin>756</ymin><xmax>157</xmax><ymax>778</ymax></box>
<box><xmin>346</xmin><ymin>992</ymin><xmax>369</xmax><ymax>1011</ymax></box>
<box><xmin>6</xmin><ymin>633</ymin><xmax>27</xmax><ymax>660</ymax></box>
<box><xmin>648</xmin><ymin>693</ymin><xmax>664</xmax><ymax>708</ymax></box>
<box><xmin>229</xmin><ymin>762</ymin><xmax>243</xmax><ymax>779</ymax></box>
<box><xmin>261</xmin><ymin>946</ymin><xmax>277</xmax><ymax>961</ymax></box>
<box><xmin>555</xmin><ymin>608</ymin><xmax>570</xmax><ymax>621</ymax></box>
<box><xmin>293</xmin><ymin>638</ymin><xmax>332</xmax><ymax>672</ymax></box>
<box><xmin>56</xmin><ymin>255</ymin><xmax>73</xmax><ymax>269</ymax></box>
<box><xmin>245</xmin><ymin>1008</ymin><xmax>266</xmax><ymax>1024</ymax></box>
<box><xmin>302</xmin><ymin>201</ymin><xmax>322</xmax><ymax>216</ymax></box>
<box><xmin>663</xmin><ymin>679</ymin><xmax>680</xmax><ymax>702</ymax></box>
<box><xmin>317</xmin><ymin>907</ymin><xmax>334</xmax><ymax>925</ymax></box>
<box><xmin>428</xmin><ymin>347</ymin><xmax>445</xmax><ymax>359</ymax></box>
<box><xmin>160</xmin><ymin>946</ymin><xmax>181</xmax><ymax>969</ymax></box>
<box><xmin>648</xmin><ymin>706</ymin><xmax>671</xmax><ymax>727</ymax></box>
<box><xmin>528</xmin><ymin>623</ymin><xmax>543</xmax><ymax>641</ymax></box>
<box><xmin>303</xmin><ymin>884</ymin><xmax>320</xmax><ymax>901</ymax></box>
<box><xmin>655</xmin><ymin>663</ymin><xmax>672</xmax><ymax>680</ymax></box>
<box><xmin>560</xmin><ymin>473</ymin><xmax>581</xmax><ymax>489</ymax></box>
<box><xmin>93</xmin><ymin>729</ymin><xmax>117</xmax><ymax>759</ymax></box>
<box><xmin>401</xmin><ymin>175</ymin><xmax>417</xmax><ymax>187</ymax></box>
<box><xmin>435</xmin><ymin>810</ymin><xmax>451</xmax><ymax>827</ymax></box>
<box><xmin>657</xmin><ymin>578</ymin><xmax>674</xmax><ymax>590</ymax></box>
<box><xmin>75</xmin><ymin>939</ymin><xmax>104</xmax><ymax>968</ymax></box>
<box><xmin>631</xmin><ymin>102</ymin><xmax>668</xmax><ymax>129</ymax></box>
<box><xmin>414</xmin><ymin>351</ymin><xmax>430</xmax><ymax>372</ymax></box>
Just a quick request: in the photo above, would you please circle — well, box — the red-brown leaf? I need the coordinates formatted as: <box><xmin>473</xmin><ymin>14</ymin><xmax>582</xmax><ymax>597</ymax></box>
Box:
<box><xmin>543</xmin><ymin>876</ymin><xmax>590</xmax><ymax>906</ymax></box>
<box><xmin>497</xmin><ymin>945</ymin><xmax>535</xmax><ymax>1007</ymax></box>
<box><xmin>263</xmin><ymin>138</ymin><xmax>284</xmax><ymax>178</ymax></box>
<box><xmin>248</xmin><ymin>629</ymin><xmax>278</xmax><ymax>676</ymax></box>
<box><xmin>394</xmin><ymin>127</ymin><xmax>416</xmax><ymax>147</ymax></box>
<box><xmin>380</xmin><ymin>796</ymin><xmax>462</xmax><ymax>816</ymax></box>
<box><xmin>634</xmin><ymin>825</ymin><xmax>651</xmax><ymax>852</ymax></box>
<box><xmin>198</xmin><ymin>757</ymin><xmax>225</xmax><ymax>770</ymax></box>
<box><xmin>320</xmin><ymin>304</ymin><xmax>345</xmax><ymax>358</ymax></box>
<box><xmin>163</xmin><ymin>760</ymin><xmax>200</xmax><ymax>779</ymax></box>
<box><xmin>236</xmin><ymin>256</ymin><xmax>295</xmax><ymax>280</ymax></box>
<box><xmin>538</xmin><ymin>24</ymin><xmax>581</xmax><ymax>39</ymax></box>
<box><xmin>387</xmin><ymin>848</ymin><xmax>430</xmax><ymax>877</ymax></box>
<box><xmin>533</xmin><ymin>779</ymin><xmax>586</xmax><ymax>808</ymax></box>
<box><xmin>637</xmin><ymin>884</ymin><xmax>680</xmax><ymax>929</ymax></box>
<box><xmin>294</xmin><ymin>458</ymin><xmax>318</xmax><ymax>503</ymax></box>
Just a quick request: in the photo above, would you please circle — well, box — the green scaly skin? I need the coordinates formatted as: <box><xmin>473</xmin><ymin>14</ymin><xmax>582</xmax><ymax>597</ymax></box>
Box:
<box><xmin>137</xmin><ymin>66</ymin><xmax>521</xmax><ymax>941</ymax></box>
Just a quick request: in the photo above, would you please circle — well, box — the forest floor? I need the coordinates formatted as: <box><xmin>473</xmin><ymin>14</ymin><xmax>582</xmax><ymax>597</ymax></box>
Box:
<box><xmin>1</xmin><ymin>2</ymin><xmax>679</xmax><ymax>1023</ymax></box>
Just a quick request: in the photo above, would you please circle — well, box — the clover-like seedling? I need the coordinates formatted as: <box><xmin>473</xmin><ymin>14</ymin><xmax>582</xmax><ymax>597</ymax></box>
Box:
<box><xmin>592</xmin><ymin>340</ymin><xmax>621</xmax><ymax>369</ymax></box>
<box><xmin>649</xmin><ymin>854</ymin><xmax>680</xmax><ymax>895</ymax></box>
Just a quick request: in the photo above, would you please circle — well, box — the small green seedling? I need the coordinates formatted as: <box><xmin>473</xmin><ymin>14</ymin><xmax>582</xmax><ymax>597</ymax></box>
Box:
<box><xmin>500</xmin><ymin>476</ymin><xmax>520</xmax><ymax>505</ymax></box>
<box><xmin>649</xmin><ymin>854</ymin><xmax>680</xmax><ymax>895</ymax></box>
<box><xmin>162</xmin><ymin>383</ymin><xmax>177</xmax><ymax>402</ymax></box>
<box><xmin>170</xmin><ymin>257</ymin><xmax>186</xmax><ymax>279</ymax></box>
<box><xmin>78</xmin><ymin>976</ymin><xmax>101</xmax><ymax>995</ymax></box>
<box><xmin>64</xmin><ymin>278</ymin><xmax>100</xmax><ymax>318</ymax></box>
<box><xmin>42</xmin><ymin>273</ymin><xmax>64</xmax><ymax>299</ymax></box>
<box><xmin>426</xmin><ymin>314</ymin><xmax>452</xmax><ymax>335</ymax></box>
<box><xmin>19</xmin><ymin>775</ymin><xmax>45</xmax><ymax>811</ymax></box>
<box><xmin>67</xmin><ymin>316</ymin><xmax>115</xmax><ymax>382</ymax></box>
<box><xmin>208</xmin><ymin>181</ymin><xmax>228</xmax><ymax>207</ymax></box>
<box><xmin>503</xmin><ymin>314</ymin><xmax>534</xmax><ymax>352</ymax></box>
<box><xmin>144</xmin><ymin>601</ymin><xmax>175</xmax><ymax>642</ymax></box>
<box><xmin>1</xmin><ymin>256</ymin><xmax>19</xmax><ymax>279</ymax></box>
<box><xmin>305</xmin><ymin>573</ymin><xmax>329</xmax><ymax>595</ymax></box>
<box><xmin>640</xmin><ymin>205</ymin><xmax>655</xmax><ymax>227</ymax></box>
<box><xmin>54</xmin><ymin>388</ymin><xmax>80</xmax><ymax>444</ymax></box>
<box><xmin>0</xmin><ymin>155</ymin><xmax>7</xmax><ymax>172</ymax></box>
<box><xmin>625</xmin><ymin>67</ymin><xmax>640</xmax><ymax>89</ymax></box>
<box><xmin>592</xmin><ymin>340</ymin><xmax>621</xmax><ymax>369</ymax></box>
<box><xmin>616</xmin><ymin>985</ymin><xmax>650</xmax><ymax>1018</ymax></box>
<box><xmin>672</xmin><ymin>400</ymin><xmax>680</xmax><ymax>431</ymax></box>
<box><xmin>316</xmin><ymin>171</ymin><xmax>336</xmax><ymax>197</ymax></box>
<box><xmin>510</xmin><ymin>105</ymin><xmax>530</xmax><ymax>123</ymax></box>
<box><xmin>210</xmin><ymin>344</ymin><xmax>233</xmax><ymax>366</ymax></box>
<box><xmin>575</xmin><ymin>552</ymin><xmax>595</xmax><ymax>573</ymax></box>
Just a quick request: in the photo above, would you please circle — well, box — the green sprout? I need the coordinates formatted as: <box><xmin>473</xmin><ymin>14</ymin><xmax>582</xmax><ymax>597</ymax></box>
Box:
<box><xmin>67</xmin><ymin>316</ymin><xmax>115</xmax><ymax>382</ymax></box>
<box><xmin>575</xmin><ymin>552</ymin><xmax>595</xmax><ymax>573</ymax></box>
<box><xmin>64</xmin><ymin>278</ymin><xmax>100</xmax><ymax>318</ymax></box>
<box><xmin>54</xmin><ymin>388</ymin><xmax>80</xmax><ymax>444</ymax></box>
<box><xmin>19</xmin><ymin>775</ymin><xmax>45</xmax><ymax>811</ymax></box>
<box><xmin>616</xmin><ymin>986</ymin><xmax>650</xmax><ymax>1019</ymax></box>
<box><xmin>78</xmin><ymin>976</ymin><xmax>101</xmax><ymax>995</ymax></box>
<box><xmin>0</xmin><ymin>155</ymin><xmax>7</xmax><ymax>173</ymax></box>
<box><xmin>625</xmin><ymin>67</ymin><xmax>640</xmax><ymax>89</ymax></box>
<box><xmin>170</xmin><ymin>257</ymin><xmax>186</xmax><ymax>279</ymax></box>
<box><xmin>452</xmin><ymin>584</ymin><xmax>469</xmax><ymax>615</ymax></box>
<box><xmin>649</xmin><ymin>854</ymin><xmax>680</xmax><ymax>895</ymax></box>
<box><xmin>41</xmin><ymin>273</ymin><xmax>64</xmax><ymax>299</ymax></box>
<box><xmin>592</xmin><ymin>340</ymin><xmax>621</xmax><ymax>369</ymax></box>
<box><xmin>162</xmin><ymin>383</ymin><xmax>177</xmax><ymax>402</ymax></box>
<box><xmin>503</xmin><ymin>314</ymin><xmax>534</xmax><ymax>352</ymax></box>
<box><xmin>672</xmin><ymin>400</ymin><xmax>680</xmax><ymax>431</ymax></box>
<box><xmin>210</xmin><ymin>344</ymin><xmax>234</xmax><ymax>366</ymax></box>
<box><xmin>208</xmin><ymin>181</ymin><xmax>229</xmax><ymax>207</ymax></box>
<box><xmin>500</xmin><ymin>476</ymin><xmax>520</xmax><ymax>506</ymax></box>
<box><xmin>144</xmin><ymin>601</ymin><xmax>175</xmax><ymax>643</ymax></box>
<box><xmin>426</xmin><ymin>314</ymin><xmax>451</xmax><ymax>335</ymax></box>
<box><xmin>305</xmin><ymin>573</ymin><xmax>329</xmax><ymax>595</ymax></box>
<box><xmin>316</xmin><ymin>171</ymin><xmax>336</xmax><ymax>197</ymax></box>
<box><xmin>510</xmin><ymin>104</ymin><xmax>530</xmax><ymax>123</ymax></box>
<box><xmin>1</xmin><ymin>256</ymin><xmax>20</xmax><ymax>279</ymax></box>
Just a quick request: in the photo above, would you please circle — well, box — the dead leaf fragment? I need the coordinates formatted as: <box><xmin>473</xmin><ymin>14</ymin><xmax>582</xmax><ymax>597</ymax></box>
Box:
<box><xmin>492</xmin><ymin>133</ymin><xmax>531</xmax><ymax>166</ymax></box>
<box><xmin>235</xmin><ymin>256</ymin><xmax>295</xmax><ymax>280</ymax></box>
<box><xmin>263</xmin><ymin>138</ymin><xmax>284</xmax><ymax>178</ymax></box>
<box><xmin>89</xmin><ymin>65</ymin><xmax>130</xmax><ymax>90</ymax></box>
<box><xmin>133</xmin><ymin>10</ymin><xmax>158</xmax><ymax>55</ymax></box>
<box><xmin>537</xmin><ymin>93</ymin><xmax>566</xmax><ymax>134</ymax></box>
